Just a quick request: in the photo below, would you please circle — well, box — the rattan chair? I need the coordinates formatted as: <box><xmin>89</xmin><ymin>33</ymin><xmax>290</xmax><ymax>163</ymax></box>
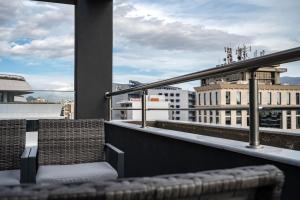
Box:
<box><xmin>0</xmin><ymin>119</ymin><xmax>30</xmax><ymax>185</ymax></box>
<box><xmin>0</xmin><ymin>165</ymin><xmax>284</xmax><ymax>200</ymax></box>
<box><xmin>28</xmin><ymin>119</ymin><xmax>124</xmax><ymax>184</ymax></box>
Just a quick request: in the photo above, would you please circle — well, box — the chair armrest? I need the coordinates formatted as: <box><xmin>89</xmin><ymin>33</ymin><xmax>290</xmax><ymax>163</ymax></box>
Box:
<box><xmin>28</xmin><ymin>146</ymin><xmax>38</xmax><ymax>183</ymax></box>
<box><xmin>105</xmin><ymin>143</ymin><xmax>124</xmax><ymax>178</ymax></box>
<box><xmin>20</xmin><ymin>147</ymin><xmax>31</xmax><ymax>183</ymax></box>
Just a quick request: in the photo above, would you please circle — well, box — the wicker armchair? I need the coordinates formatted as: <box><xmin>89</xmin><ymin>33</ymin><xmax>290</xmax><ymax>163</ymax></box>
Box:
<box><xmin>0</xmin><ymin>165</ymin><xmax>284</xmax><ymax>200</ymax></box>
<box><xmin>0</xmin><ymin>119</ymin><xmax>30</xmax><ymax>185</ymax></box>
<box><xmin>28</xmin><ymin>119</ymin><xmax>124</xmax><ymax>184</ymax></box>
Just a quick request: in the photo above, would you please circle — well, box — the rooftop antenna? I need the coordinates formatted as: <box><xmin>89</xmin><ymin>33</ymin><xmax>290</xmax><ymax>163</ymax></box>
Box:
<box><xmin>224</xmin><ymin>46</ymin><xmax>233</xmax><ymax>64</ymax></box>
<box><xmin>236</xmin><ymin>44</ymin><xmax>251</xmax><ymax>61</ymax></box>
<box><xmin>254</xmin><ymin>50</ymin><xmax>258</xmax><ymax>57</ymax></box>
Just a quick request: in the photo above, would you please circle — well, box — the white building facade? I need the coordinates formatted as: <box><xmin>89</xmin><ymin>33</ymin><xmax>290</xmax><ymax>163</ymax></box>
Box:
<box><xmin>148</xmin><ymin>89</ymin><xmax>196</xmax><ymax>122</ymax></box>
<box><xmin>117</xmin><ymin>95</ymin><xmax>169</xmax><ymax>121</ymax></box>
<box><xmin>112</xmin><ymin>81</ymin><xmax>196</xmax><ymax>121</ymax></box>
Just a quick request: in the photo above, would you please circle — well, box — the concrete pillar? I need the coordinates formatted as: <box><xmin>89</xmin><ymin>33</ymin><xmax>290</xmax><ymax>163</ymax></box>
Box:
<box><xmin>75</xmin><ymin>0</ymin><xmax>112</xmax><ymax>119</ymax></box>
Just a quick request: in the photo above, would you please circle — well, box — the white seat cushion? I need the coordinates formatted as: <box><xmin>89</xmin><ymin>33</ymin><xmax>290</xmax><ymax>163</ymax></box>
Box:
<box><xmin>0</xmin><ymin>170</ymin><xmax>20</xmax><ymax>185</ymax></box>
<box><xmin>36</xmin><ymin>162</ymin><xmax>118</xmax><ymax>184</ymax></box>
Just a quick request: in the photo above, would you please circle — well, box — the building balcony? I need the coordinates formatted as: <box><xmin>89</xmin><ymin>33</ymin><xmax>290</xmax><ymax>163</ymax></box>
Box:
<box><xmin>0</xmin><ymin>1</ymin><xmax>300</xmax><ymax>199</ymax></box>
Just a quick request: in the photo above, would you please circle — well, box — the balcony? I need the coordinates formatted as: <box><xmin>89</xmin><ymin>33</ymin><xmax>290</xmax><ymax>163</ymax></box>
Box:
<box><xmin>1</xmin><ymin>1</ymin><xmax>300</xmax><ymax>200</ymax></box>
<box><xmin>10</xmin><ymin>46</ymin><xmax>298</xmax><ymax>200</ymax></box>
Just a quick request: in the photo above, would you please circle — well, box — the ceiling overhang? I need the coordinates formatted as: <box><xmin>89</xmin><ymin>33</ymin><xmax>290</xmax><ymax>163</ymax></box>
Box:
<box><xmin>33</xmin><ymin>0</ymin><xmax>76</xmax><ymax>5</ymax></box>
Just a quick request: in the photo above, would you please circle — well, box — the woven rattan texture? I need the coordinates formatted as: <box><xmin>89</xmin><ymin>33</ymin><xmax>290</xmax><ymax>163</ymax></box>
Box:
<box><xmin>0</xmin><ymin>165</ymin><xmax>284</xmax><ymax>200</ymax></box>
<box><xmin>38</xmin><ymin>119</ymin><xmax>105</xmax><ymax>166</ymax></box>
<box><xmin>0</xmin><ymin>119</ymin><xmax>25</xmax><ymax>170</ymax></box>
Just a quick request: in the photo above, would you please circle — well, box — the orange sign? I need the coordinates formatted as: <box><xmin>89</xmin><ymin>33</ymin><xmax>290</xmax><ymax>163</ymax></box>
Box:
<box><xmin>150</xmin><ymin>98</ymin><xmax>160</xmax><ymax>102</ymax></box>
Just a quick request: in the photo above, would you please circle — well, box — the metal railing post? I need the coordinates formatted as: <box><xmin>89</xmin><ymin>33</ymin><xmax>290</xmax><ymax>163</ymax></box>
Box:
<box><xmin>105</xmin><ymin>92</ymin><xmax>112</xmax><ymax>121</ymax></box>
<box><xmin>248</xmin><ymin>71</ymin><xmax>261</xmax><ymax>148</ymax></box>
<box><xmin>108</xmin><ymin>96</ymin><xmax>112</xmax><ymax>121</ymax></box>
<box><xmin>141</xmin><ymin>90</ymin><xmax>147</xmax><ymax>128</ymax></box>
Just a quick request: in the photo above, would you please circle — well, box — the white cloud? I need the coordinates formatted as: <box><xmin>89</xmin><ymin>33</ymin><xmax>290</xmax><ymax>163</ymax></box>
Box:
<box><xmin>0</xmin><ymin>0</ymin><xmax>74</xmax><ymax>60</ymax></box>
<box><xmin>9</xmin><ymin>36</ymin><xmax>74</xmax><ymax>59</ymax></box>
<box><xmin>0</xmin><ymin>0</ymin><xmax>299</xmax><ymax>91</ymax></box>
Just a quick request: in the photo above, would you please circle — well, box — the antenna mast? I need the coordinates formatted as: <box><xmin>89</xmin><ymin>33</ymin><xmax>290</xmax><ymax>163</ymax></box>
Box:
<box><xmin>224</xmin><ymin>47</ymin><xmax>233</xmax><ymax>64</ymax></box>
<box><xmin>236</xmin><ymin>44</ymin><xmax>251</xmax><ymax>61</ymax></box>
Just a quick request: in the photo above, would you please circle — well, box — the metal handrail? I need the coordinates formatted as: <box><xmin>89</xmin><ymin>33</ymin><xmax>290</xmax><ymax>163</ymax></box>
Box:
<box><xmin>111</xmin><ymin>105</ymin><xmax>300</xmax><ymax>111</ymax></box>
<box><xmin>105</xmin><ymin>46</ymin><xmax>300</xmax><ymax>148</ymax></box>
<box><xmin>106</xmin><ymin>47</ymin><xmax>300</xmax><ymax>97</ymax></box>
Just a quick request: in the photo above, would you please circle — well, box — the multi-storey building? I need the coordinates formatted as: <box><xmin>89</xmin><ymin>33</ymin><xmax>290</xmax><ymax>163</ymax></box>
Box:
<box><xmin>148</xmin><ymin>89</ymin><xmax>196</xmax><ymax>121</ymax></box>
<box><xmin>194</xmin><ymin>66</ymin><xmax>300</xmax><ymax>130</ymax></box>
<box><xmin>113</xmin><ymin>81</ymin><xmax>196</xmax><ymax>121</ymax></box>
<box><xmin>116</xmin><ymin>95</ymin><xmax>169</xmax><ymax>121</ymax></box>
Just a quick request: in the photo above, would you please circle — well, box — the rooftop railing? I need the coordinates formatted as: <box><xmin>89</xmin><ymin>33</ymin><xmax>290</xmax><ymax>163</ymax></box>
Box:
<box><xmin>105</xmin><ymin>47</ymin><xmax>300</xmax><ymax>149</ymax></box>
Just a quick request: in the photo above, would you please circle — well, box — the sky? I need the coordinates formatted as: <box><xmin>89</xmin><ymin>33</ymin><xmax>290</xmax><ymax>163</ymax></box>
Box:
<box><xmin>0</xmin><ymin>0</ymin><xmax>299</xmax><ymax>91</ymax></box>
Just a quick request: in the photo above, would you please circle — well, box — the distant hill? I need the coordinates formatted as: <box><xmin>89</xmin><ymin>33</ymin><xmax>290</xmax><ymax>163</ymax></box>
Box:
<box><xmin>280</xmin><ymin>77</ymin><xmax>300</xmax><ymax>85</ymax></box>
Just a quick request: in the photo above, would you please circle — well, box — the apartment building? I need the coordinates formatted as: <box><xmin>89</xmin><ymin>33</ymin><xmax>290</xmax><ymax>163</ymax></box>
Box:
<box><xmin>113</xmin><ymin>81</ymin><xmax>196</xmax><ymax>121</ymax></box>
<box><xmin>116</xmin><ymin>95</ymin><xmax>169</xmax><ymax>121</ymax></box>
<box><xmin>194</xmin><ymin>66</ymin><xmax>300</xmax><ymax>130</ymax></box>
<box><xmin>148</xmin><ymin>89</ymin><xmax>196</xmax><ymax>121</ymax></box>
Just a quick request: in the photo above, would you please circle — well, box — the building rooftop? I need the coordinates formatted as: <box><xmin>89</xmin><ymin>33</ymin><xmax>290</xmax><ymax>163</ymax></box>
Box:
<box><xmin>0</xmin><ymin>74</ymin><xmax>32</xmax><ymax>92</ymax></box>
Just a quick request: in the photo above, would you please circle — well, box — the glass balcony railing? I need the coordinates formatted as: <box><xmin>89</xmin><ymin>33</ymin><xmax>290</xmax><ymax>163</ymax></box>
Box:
<box><xmin>0</xmin><ymin>90</ymin><xmax>75</xmax><ymax>120</ymax></box>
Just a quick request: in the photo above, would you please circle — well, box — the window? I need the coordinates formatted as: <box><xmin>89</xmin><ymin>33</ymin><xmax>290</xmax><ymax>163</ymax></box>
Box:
<box><xmin>176</xmin><ymin>99</ymin><xmax>180</xmax><ymax>103</ymax></box>
<box><xmin>199</xmin><ymin>116</ymin><xmax>202</xmax><ymax>122</ymax></box>
<box><xmin>176</xmin><ymin>111</ymin><xmax>180</xmax><ymax>114</ymax></box>
<box><xmin>170</xmin><ymin>105</ymin><xmax>174</xmax><ymax>108</ymax></box>
<box><xmin>198</xmin><ymin>94</ymin><xmax>201</xmax><ymax>105</ymax></box>
<box><xmin>176</xmin><ymin>93</ymin><xmax>180</xmax><ymax>97</ymax></box>
<box><xmin>297</xmin><ymin>93</ymin><xmax>300</xmax><ymax>105</ymax></box>
<box><xmin>236</xmin><ymin>91</ymin><xmax>241</xmax><ymax>105</ymax></box>
<box><xmin>259</xmin><ymin>92</ymin><xmax>262</xmax><ymax>105</ymax></box>
<box><xmin>215</xmin><ymin>92</ymin><xmax>219</xmax><ymax>105</ymax></box>
<box><xmin>247</xmin><ymin>110</ymin><xmax>250</xmax><ymax>126</ymax></box>
<box><xmin>170</xmin><ymin>93</ymin><xmax>174</xmax><ymax>97</ymax></box>
<box><xmin>287</xmin><ymin>92</ymin><xmax>291</xmax><ymax>105</ymax></box>
<box><xmin>267</xmin><ymin>92</ymin><xmax>272</xmax><ymax>105</ymax></box>
<box><xmin>296</xmin><ymin>110</ymin><xmax>300</xmax><ymax>128</ymax></box>
<box><xmin>0</xmin><ymin>92</ymin><xmax>3</xmax><ymax>103</ymax></box>
<box><xmin>215</xmin><ymin>111</ymin><xmax>219</xmax><ymax>124</ymax></box>
<box><xmin>226</xmin><ymin>91</ymin><xmax>230</xmax><ymax>105</ymax></box>
<box><xmin>287</xmin><ymin>117</ymin><xmax>292</xmax><ymax>129</ymax></box>
<box><xmin>225</xmin><ymin>110</ymin><xmax>231</xmax><ymax>125</ymax></box>
<box><xmin>287</xmin><ymin>110</ymin><xmax>291</xmax><ymax>129</ymax></box>
<box><xmin>170</xmin><ymin>99</ymin><xmax>174</xmax><ymax>102</ymax></box>
<box><xmin>236</xmin><ymin>110</ymin><xmax>242</xmax><ymax>126</ymax></box>
<box><xmin>158</xmin><ymin>93</ymin><xmax>162</xmax><ymax>95</ymax></box>
<box><xmin>176</xmin><ymin>105</ymin><xmax>180</xmax><ymax>108</ymax></box>
<box><xmin>209</xmin><ymin>92</ymin><xmax>212</xmax><ymax>105</ymax></box>
<box><xmin>176</xmin><ymin>117</ymin><xmax>180</xmax><ymax>120</ymax></box>
<box><xmin>204</xmin><ymin>93</ymin><xmax>206</xmax><ymax>105</ymax></box>
<box><xmin>164</xmin><ymin>93</ymin><xmax>168</xmax><ymax>97</ymax></box>
<box><xmin>276</xmin><ymin>92</ymin><xmax>281</xmax><ymax>105</ymax></box>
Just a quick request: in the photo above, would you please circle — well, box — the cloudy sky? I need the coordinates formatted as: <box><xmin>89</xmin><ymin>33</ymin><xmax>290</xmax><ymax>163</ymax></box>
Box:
<box><xmin>0</xmin><ymin>0</ymin><xmax>299</xmax><ymax>91</ymax></box>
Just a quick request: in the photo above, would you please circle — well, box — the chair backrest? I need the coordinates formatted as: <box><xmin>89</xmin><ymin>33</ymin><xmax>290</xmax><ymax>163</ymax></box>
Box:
<box><xmin>0</xmin><ymin>165</ymin><xmax>284</xmax><ymax>200</ymax></box>
<box><xmin>38</xmin><ymin>119</ymin><xmax>105</xmax><ymax>166</ymax></box>
<box><xmin>0</xmin><ymin>119</ymin><xmax>26</xmax><ymax>171</ymax></box>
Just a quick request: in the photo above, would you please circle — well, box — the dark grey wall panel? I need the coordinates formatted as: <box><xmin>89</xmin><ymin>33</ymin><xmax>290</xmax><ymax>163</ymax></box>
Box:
<box><xmin>105</xmin><ymin>123</ymin><xmax>300</xmax><ymax>200</ymax></box>
<box><xmin>75</xmin><ymin>0</ymin><xmax>112</xmax><ymax>119</ymax></box>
